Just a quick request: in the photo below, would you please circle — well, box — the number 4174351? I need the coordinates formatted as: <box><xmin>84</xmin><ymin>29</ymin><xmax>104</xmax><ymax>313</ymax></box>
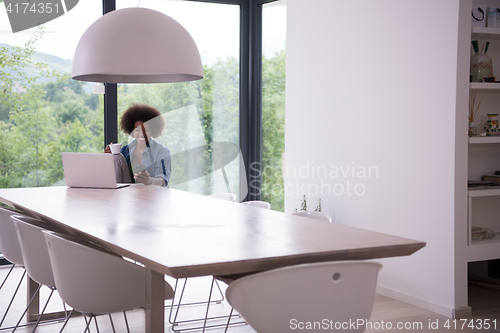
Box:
<box><xmin>444</xmin><ymin>319</ymin><xmax>496</xmax><ymax>330</ymax></box>
<box><xmin>5</xmin><ymin>2</ymin><xmax>61</xmax><ymax>14</ymax></box>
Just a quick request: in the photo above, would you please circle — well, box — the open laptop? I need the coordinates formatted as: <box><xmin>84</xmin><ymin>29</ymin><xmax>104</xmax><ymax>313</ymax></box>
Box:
<box><xmin>62</xmin><ymin>152</ymin><xmax>130</xmax><ymax>189</ymax></box>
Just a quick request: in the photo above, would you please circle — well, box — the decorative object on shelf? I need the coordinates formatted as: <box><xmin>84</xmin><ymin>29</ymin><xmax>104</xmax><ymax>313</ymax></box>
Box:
<box><xmin>300</xmin><ymin>195</ymin><xmax>307</xmax><ymax>211</ymax></box>
<box><xmin>472</xmin><ymin>5</ymin><xmax>487</xmax><ymax>27</ymax></box>
<box><xmin>467</xmin><ymin>180</ymin><xmax>500</xmax><ymax>188</ymax></box>
<box><xmin>471</xmin><ymin>226</ymin><xmax>497</xmax><ymax>242</ymax></box>
<box><xmin>471</xmin><ymin>41</ymin><xmax>494</xmax><ymax>82</ymax></box>
<box><xmin>484</xmin><ymin>114</ymin><xmax>500</xmax><ymax>136</ymax></box>
<box><xmin>72</xmin><ymin>8</ymin><xmax>203</xmax><ymax>84</ymax></box>
<box><xmin>487</xmin><ymin>6</ymin><xmax>500</xmax><ymax>28</ymax></box>
<box><xmin>482</xmin><ymin>173</ymin><xmax>500</xmax><ymax>185</ymax></box>
<box><xmin>469</xmin><ymin>90</ymin><xmax>484</xmax><ymax>136</ymax></box>
<box><xmin>314</xmin><ymin>198</ymin><xmax>322</xmax><ymax>213</ymax></box>
<box><xmin>469</xmin><ymin>124</ymin><xmax>478</xmax><ymax>136</ymax></box>
<box><xmin>294</xmin><ymin>195</ymin><xmax>323</xmax><ymax>213</ymax></box>
<box><xmin>294</xmin><ymin>195</ymin><xmax>307</xmax><ymax>213</ymax></box>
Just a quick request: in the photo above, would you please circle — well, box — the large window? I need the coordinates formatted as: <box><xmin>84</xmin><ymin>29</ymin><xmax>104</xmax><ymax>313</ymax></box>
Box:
<box><xmin>0</xmin><ymin>0</ymin><xmax>285</xmax><ymax>204</ymax></box>
<box><xmin>0</xmin><ymin>0</ymin><xmax>102</xmax><ymax>188</ymax></box>
<box><xmin>115</xmin><ymin>0</ymin><xmax>242</xmax><ymax>198</ymax></box>
<box><xmin>261</xmin><ymin>0</ymin><xmax>286</xmax><ymax>211</ymax></box>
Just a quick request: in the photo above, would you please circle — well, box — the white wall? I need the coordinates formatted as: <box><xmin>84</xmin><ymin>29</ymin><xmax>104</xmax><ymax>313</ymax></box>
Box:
<box><xmin>285</xmin><ymin>0</ymin><xmax>464</xmax><ymax>316</ymax></box>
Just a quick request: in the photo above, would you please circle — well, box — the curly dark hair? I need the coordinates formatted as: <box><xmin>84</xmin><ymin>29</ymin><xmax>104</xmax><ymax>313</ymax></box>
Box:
<box><xmin>119</xmin><ymin>104</ymin><xmax>166</xmax><ymax>138</ymax></box>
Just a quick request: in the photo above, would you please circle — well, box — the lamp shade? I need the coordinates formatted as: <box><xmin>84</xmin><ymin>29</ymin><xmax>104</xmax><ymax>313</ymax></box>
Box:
<box><xmin>72</xmin><ymin>8</ymin><xmax>204</xmax><ymax>83</ymax></box>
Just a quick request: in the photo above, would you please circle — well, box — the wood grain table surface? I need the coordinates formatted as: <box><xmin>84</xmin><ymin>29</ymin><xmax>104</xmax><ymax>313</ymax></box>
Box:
<box><xmin>0</xmin><ymin>185</ymin><xmax>425</xmax><ymax>278</ymax></box>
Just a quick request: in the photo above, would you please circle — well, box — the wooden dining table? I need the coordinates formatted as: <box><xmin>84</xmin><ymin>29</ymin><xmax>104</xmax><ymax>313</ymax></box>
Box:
<box><xmin>0</xmin><ymin>184</ymin><xmax>425</xmax><ymax>332</ymax></box>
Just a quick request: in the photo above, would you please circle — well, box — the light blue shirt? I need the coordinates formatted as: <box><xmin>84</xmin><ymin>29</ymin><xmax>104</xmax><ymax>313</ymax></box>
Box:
<box><xmin>121</xmin><ymin>139</ymin><xmax>172</xmax><ymax>186</ymax></box>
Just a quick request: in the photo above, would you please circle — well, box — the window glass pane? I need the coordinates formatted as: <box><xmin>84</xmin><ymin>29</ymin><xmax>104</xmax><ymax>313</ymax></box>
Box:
<box><xmin>262</xmin><ymin>1</ymin><xmax>286</xmax><ymax>211</ymax></box>
<box><xmin>0</xmin><ymin>1</ymin><xmax>103</xmax><ymax>189</ymax></box>
<box><xmin>115</xmin><ymin>1</ymin><xmax>243</xmax><ymax>198</ymax></box>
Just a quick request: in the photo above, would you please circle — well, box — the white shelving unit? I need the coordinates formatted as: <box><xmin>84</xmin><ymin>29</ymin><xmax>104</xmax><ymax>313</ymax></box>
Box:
<box><xmin>467</xmin><ymin>27</ymin><xmax>500</xmax><ymax>260</ymax></box>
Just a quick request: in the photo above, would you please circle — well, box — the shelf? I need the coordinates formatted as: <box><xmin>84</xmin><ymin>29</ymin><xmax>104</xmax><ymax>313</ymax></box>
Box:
<box><xmin>466</xmin><ymin>240</ymin><xmax>500</xmax><ymax>262</ymax></box>
<box><xmin>472</xmin><ymin>27</ymin><xmax>500</xmax><ymax>40</ymax></box>
<box><xmin>470</xmin><ymin>82</ymin><xmax>500</xmax><ymax>91</ymax></box>
<box><xmin>469</xmin><ymin>136</ymin><xmax>500</xmax><ymax>144</ymax></box>
<box><xmin>471</xmin><ymin>237</ymin><xmax>500</xmax><ymax>246</ymax></box>
<box><xmin>468</xmin><ymin>188</ymin><xmax>500</xmax><ymax>197</ymax></box>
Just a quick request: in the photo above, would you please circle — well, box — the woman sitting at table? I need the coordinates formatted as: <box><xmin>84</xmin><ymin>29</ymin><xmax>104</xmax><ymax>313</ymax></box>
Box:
<box><xmin>105</xmin><ymin>104</ymin><xmax>172</xmax><ymax>187</ymax></box>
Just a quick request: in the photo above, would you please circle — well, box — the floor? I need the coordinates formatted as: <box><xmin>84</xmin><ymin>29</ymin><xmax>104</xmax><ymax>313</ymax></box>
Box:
<box><xmin>1</xmin><ymin>265</ymin><xmax>499</xmax><ymax>333</ymax></box>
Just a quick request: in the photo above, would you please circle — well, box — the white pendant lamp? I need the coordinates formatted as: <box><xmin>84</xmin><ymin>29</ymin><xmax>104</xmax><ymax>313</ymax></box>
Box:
<box><xmin>72</xmin><ymin>8</ymin><xmax>204</xmax><ymax>83</ymax></box>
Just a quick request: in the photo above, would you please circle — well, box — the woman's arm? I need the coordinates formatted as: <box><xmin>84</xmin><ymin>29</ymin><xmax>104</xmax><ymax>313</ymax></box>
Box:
<box><xmin>136</xmin><ymin>144</ymin><xmax>171</xmax><ymax>187</ymax></box>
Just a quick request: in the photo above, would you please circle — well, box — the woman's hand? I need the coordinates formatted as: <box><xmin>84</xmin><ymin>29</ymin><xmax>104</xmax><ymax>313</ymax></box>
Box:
<box><xmin>104</xmin><ymin>142</ymin><xmax>113</xmax><ymax>154</ymax></box>
<box><xmin>134</xmin><ymin>170</ymin><xmax>151</xmax><ymax>185</ymax></box>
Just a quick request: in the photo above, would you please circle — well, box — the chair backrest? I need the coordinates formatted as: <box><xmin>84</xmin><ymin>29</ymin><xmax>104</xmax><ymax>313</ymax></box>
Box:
<box><xmin>44</xmin><ymin>232</ymin><xmax>146</xmax><ymax>315</ymax></box>
<box><xmin>241</xmin><ymin>200</ymin><xmax>271</xmax><ymax>210</ymax></box>
<box><xmin>0</xmin><ymin>207</ymin><xmax>24</xmax><ymax>266</ymax></box>
<box><xmin>293</xmin><ymin>211</ymin><xmax>333</xmax><ymax>223</ymax></box>
<box><xmin>12</xmin><ymin>215</ymin><xmax>66</xmax><ymax>288</ymax></box>
<box><xmin>44</xmin><ymin>231</ymin><xmax>173</xmax><ymax>316</ymax></box>
<box><xmin>208</xmin><ymin>193</ymin><xmax>237</xmax><ymax>202</ymax></box>
<box><xmin>226</xmin><ymin>261</ymin><xmax>382</xmax><ymax>333</ymax></box>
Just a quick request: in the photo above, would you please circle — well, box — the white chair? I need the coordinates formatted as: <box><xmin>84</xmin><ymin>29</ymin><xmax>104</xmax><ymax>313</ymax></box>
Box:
<box><xmin>11</xmin><ymin>215</ymin><xmax>70</xmax><ymax>332</ymax></box>
<box><xmin>293</xmin><ymin>211</ymin><xmax>333</xmax><ymax>223</ymax></box>
<box><xmin>208</xmin><ymin>193</ymin><xmax>236</xmax><ymax>202</ymax></box>
<box><xmin>0</xmin><ymin>207</ymin><xmax>27</xmax><ymax>329</ymax></box>
<box><xmin>221</xmin><ymin>209</ymin><xmax>332</xmax><ymax>329</ymax></box>
<box><xmin>241</xmin><ymin>200</ymin><xmax>271</xmax><ymax>209</ymax></box>
<box><xmin>43</xmin><ymin>231</ymin><xmax>175</xmax><ymax>332</ymax></box>
<box><xmin>226</xmin><ymin>261</ymin><xmax>382</xmax><ymax>333</ymax></box>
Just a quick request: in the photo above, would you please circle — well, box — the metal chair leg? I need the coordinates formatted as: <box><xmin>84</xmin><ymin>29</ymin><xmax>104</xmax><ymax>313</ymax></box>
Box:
<box><xmin>169</xmin><ymin>278</ymin><xmax>188</xmax><ymax>326</ymax></box>
<box><xmin>0</xmin><ymin>269</ymin><xmax>26</xmax><ymax>327</ymax></box>
<box><xmin>108</xmin><ymin>314</ymin><xmax>115</xmax><ymax>333</ymax></box>
<box><xmin>94</xmin><ymin>316</ymin><xmax>99</xmax><ymax>333</ymax></box>
<box><xmin>169</xmin><ymin>277</ymin><xmax>226</xmax><ymax>326</ymax></box>
<box><xmin>201</xmin><ymin>277</ymin><xmax>216</xmax><ymax>333</ymax></box>
<box><xmin>224</xmin><ymin>308</ymin><xmax>234</xmax><ymax>333</ymax></box>
<box><xmin>62</xmin><ymin>301</ymin><xmax>68</xmax><ymax>318</ymax></box>
<box><xmin>83</xmin><ymin>315</ymin><xmax>92</xmax><ymax>333</ymax></box>
<box><xmin>31</xmin><ymin>288</ymin><xmax>55</xmax><ymax>332</ymax></box>
<box><xmin>1</xmin><ymin>283</ymin><xmax>68</xmax><ymax>333</ymax></box>
<box><xmin>170</xmin><ymin>276</ymin><xmax>244</xmax><ymax>333</ymax></box>
<box><xmin>59</xmin><ymin>309</ymin><xmax>74</xmax><ymax>333</ymax></box>
<box><xmin>123</xmin><ymin>311</ymin><xmax>130</xmax><ymax>333</ymax></box>
<box><xmin>168</xmin><ymin>277</ymin><xmax>224</xmax><ymax>318</ymax></box>
<box><xmin>11</xmin><ymin>283</ymin><xmax>42</xmax><ymax>332</ymax></box>
<box><xmin>0</xmin><ymin>264</ymin><xmax>16</xmax><ymax>291</ymax></box>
